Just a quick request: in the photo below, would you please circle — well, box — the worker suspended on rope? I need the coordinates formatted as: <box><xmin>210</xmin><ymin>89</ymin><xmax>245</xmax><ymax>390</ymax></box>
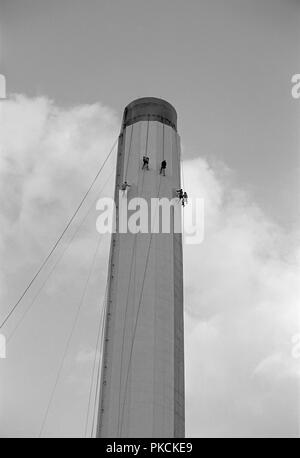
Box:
<box><xmin>177</xmin><ymin>188</ymin><xmax>184</xmax><ymax>202</ymax></box>
<box><xmin>159</xmin><ymin>160</ymin><xmax>167</xmax><ymax>176</ymax></box>
<box><xmin>120</xmin><ymin>181</ymin><xmax>131</xmax><ymax>195</ymax></box>
<box><xmin>176</xmin><ymin>188</ymin><xmax>188</xmax><ymax>206</ymax></box>
<box><xmin>183</xmin><ymin>191</ymin><xmax>188</xmax><ymax>206</ymax></box>
<box><xmin>142</xmin><ymin>155</ymin><xmax>149</xmax><ymax>170</ymax></box>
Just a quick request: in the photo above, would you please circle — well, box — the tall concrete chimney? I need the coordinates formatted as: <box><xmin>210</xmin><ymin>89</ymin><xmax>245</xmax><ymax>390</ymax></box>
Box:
<box><xmin>97</xmin><ymin>97</ymin><xmax>185</xmax><ymax>438</ymax></box>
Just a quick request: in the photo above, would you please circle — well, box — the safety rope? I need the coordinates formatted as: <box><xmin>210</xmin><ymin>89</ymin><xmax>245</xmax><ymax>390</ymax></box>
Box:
<box><xmin>6</xmin><ymin>167</ymin><xmax>114</xmax><ymax>344</ymax></box>
<box><xmin>145</xmin><ymin>117</ymin><xmax>150</xmax><ymax>157</ymax></box>
<box><xmin>38</xmin><ymin>232</ymin><xmax>104</xmax><ymax>437</ymax></box>
<box><xmin>162</xmin><ymin>123</ymin><xmax>165</xmax><ymax>161</ymax></box>
<box><xmin>84</xmin><ymin>282</ymin><xmax>108</xmax><ymax>438</ymax></box>
<box><xmin>116</xmin><ymin>120</ymin><xmax>149</xmax><ymax>435</ymax></box>
<box><xmin>124</xmin><ymin>123</ymin><xmax>134</xmax><ymax>182</ymax></box>
<box><xmin>119</xmin><ymin>173</ymin><xmax>163</xmax><ymax>435</ymax></box>
<box><xmin>90</xmin><ymin>283</ymin><xmax>109</xmax><ymax>437</ymax></box>
<box><xmin>90</xmin><ymin>120</ymin><xmax>137</xmax><ymax>437</ymax></box>
<box><xmin>0</xmin><ymin>137</ymin><xmax>118</xmax><ymax>331</ymax></box>
<box><xmin>176</xmin><ymin>133</ymin><xmax>185</xmax><ymax>191</ymax></box>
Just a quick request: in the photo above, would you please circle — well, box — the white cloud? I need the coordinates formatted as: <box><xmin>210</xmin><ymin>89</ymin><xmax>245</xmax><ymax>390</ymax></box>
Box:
<box><xmin>0</xmin><ymin>94</ymin><xmax>117</xmax><ymax>306</ymax></box>
<box><xmin>183</xmin><ymin>157</ymin><xmax>300</xmax><ymax>437</ymax></box>
<box><xmin>0</xmin><ymin>94</ymin><xmax>118</xmax><ymax>437</ymax></box>
<box><xmin>254</xmin><ymin>352</ymin><xmax>300</xmax><ymax>381</ymax></box>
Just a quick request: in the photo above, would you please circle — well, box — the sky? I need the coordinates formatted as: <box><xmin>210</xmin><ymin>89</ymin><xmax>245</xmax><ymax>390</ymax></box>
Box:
<box><xmin>0</xmin><ymin>0</ymin><xmax>299</xmax><ymax>437</ymax></box>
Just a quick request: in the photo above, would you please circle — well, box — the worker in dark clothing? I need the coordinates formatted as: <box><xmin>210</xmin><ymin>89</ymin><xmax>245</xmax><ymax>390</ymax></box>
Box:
<box><xmin>183</xmin><ymin>191</ymin><xmax>188</xmax><ymax>206</ymax></box>
<box><xmin>120</xmin><ymin>181</ymin><xmax>131</xmax><ymax>195</ymax></box>
<box><xmin>160</xmin><ymin>160</ymin><xmax>167</xmax><ymax>176</ymax></box>
<box><xmin>142</xmin><ymin>156</ymin><xmax>149</xmax><ymax>170</ymax></box>
<box><xmin>177</xmin><ymin>189</ymin><xmax>184</xmax><ymax>202</ymax></box>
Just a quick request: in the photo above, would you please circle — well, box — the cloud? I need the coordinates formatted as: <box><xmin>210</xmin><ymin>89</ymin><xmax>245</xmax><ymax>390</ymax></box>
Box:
<box><xmin>0</xmin><ymin>94</ymin><xmax>118</xmax><ymax>437</ymax></box>
<box><xmin>0</xmin><ymin>94</ymin><xmax>299</xmax><ymax>437</ymax></box>
<box><xmin>0</xmin><ymin>94</ymin><xmax>118</xmax><ymax>307</ymax></box>
<box><xmin>254</xmin><ymin>352</ymin><xmax>300</xmax><ymax>381</ymax></box>
<box><xmin>183</xmin><ymin>157</ymin><xmax>300</xmax><ymax>437</ymax></box>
